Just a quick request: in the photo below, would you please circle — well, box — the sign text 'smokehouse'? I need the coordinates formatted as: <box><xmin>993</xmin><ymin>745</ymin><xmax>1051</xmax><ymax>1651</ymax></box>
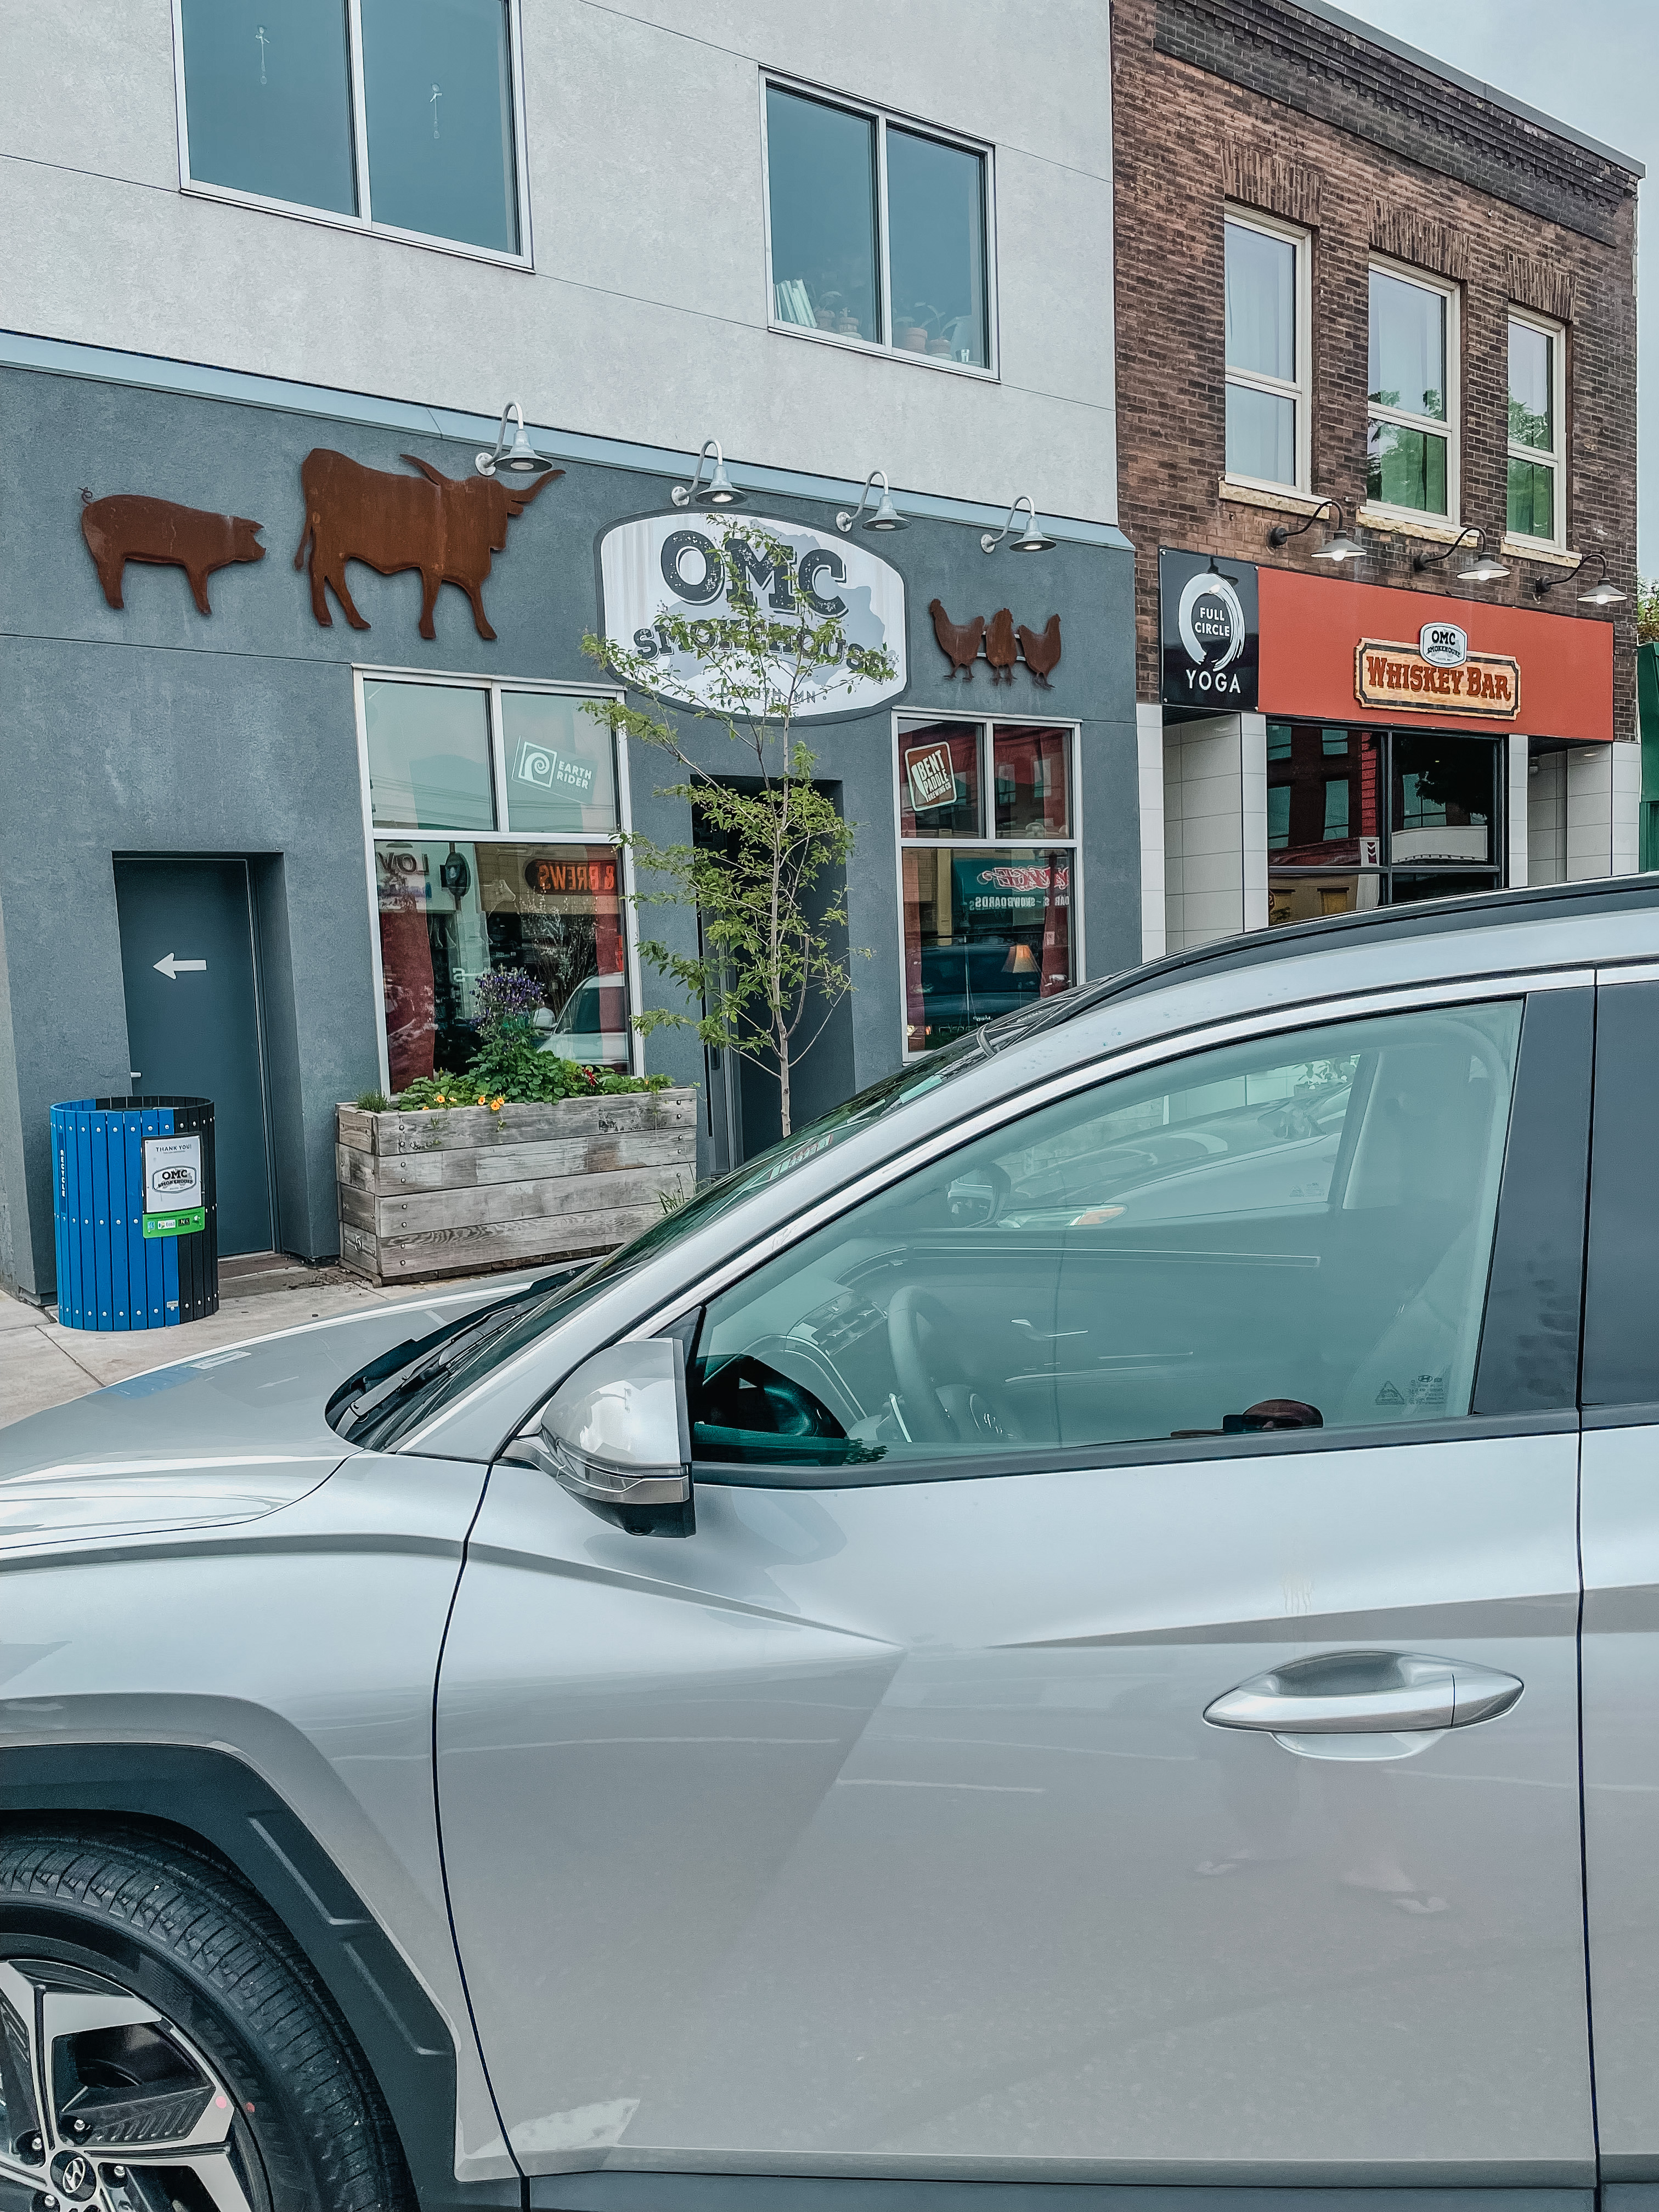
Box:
<box><xmin>1355</xmin><ymin>638</ymin><xmax>1521</xmax><ymax>719</ymax></box>
<box><xmin>600</xmin><ymin>514</ymin><xmax>906</xmax><ymax>719</ymax></box>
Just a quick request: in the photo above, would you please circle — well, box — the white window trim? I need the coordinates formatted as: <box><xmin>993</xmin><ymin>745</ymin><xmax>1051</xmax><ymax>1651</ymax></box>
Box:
<box><xmin>893</xmin><ymin>712</ymin><xmax>1084</xmax><ymax>1063</ymax></box>
<box><xmin>170</xmin><ymin>0</ymin><xmax>534</xmax><ymax>272</ymax></box>
<box><xmin>1364</xmin><ymin>256</ymin><xmax>1460</xmax><ymax>528</ymax></box>
<box><xmin>760</xmin><ymin>72</ymin><xmax>998</xmax><ymax>382</ymax></box>
<box><xmin>352</xmin><ymin>668</ymin><xmax>636</xmax><ymax>1094</ymax></box>
<box><xmin>1505</xmin><ymin>306</ymin><xmax>1567</xmax><ymax>552</ymax></box>
<box><xmin>1222</xmin><ymin>205</ymin><xmax>1312</xmax><ymax>498</ymax></box>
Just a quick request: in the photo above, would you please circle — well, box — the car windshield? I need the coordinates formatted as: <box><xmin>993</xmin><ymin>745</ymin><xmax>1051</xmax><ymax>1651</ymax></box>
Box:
<box><xmin>356</xmin><ymin>1034</ymin><xmax>993</xmax><ymax>1451</ymax></box>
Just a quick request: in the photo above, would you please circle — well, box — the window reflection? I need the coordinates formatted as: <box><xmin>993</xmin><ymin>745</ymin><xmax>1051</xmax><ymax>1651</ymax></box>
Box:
<box><xmin>887</xmin><ymin>127</ymin><xmax>988</xmax><ymax>366</ymax></box>
<box><xmin>899</xmin><ymin>723</ymin><xmax>980</xmax><ymax>838</ymax></box>
<box><xmin>359</xmin><ymin>0</ymin><xmax>518</xmax><ymax>252</ymax></box>
<box><xmin>766</xmin><ymin>88</ymin><xmax>878</xmax><ymax>342</ymax></box>
<box><xmin>375</xmin><ymin>842</ymin><xmax>627</xmax><ymax>1090</ymax></box>
<box><xmin>904</xmin><ymin>847</ymin><xmax>1071</xmax><ymax>1053</ymax></box>
<box><xmin>365</xmin><ymin>679</ymin><xmax>495</xmax><ymax>831</ymax></box>
<box><xmin>180</xmin><ymin>0</ymin><xmax>358</xmax><ymax>214</ymax></box>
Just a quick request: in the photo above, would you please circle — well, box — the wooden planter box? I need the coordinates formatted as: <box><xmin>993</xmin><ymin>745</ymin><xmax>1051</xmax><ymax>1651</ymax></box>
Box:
<box><xmin>336</xmin><ymin>1090</ymin><xmax>697</xmax><ymax>1287</ymax></box>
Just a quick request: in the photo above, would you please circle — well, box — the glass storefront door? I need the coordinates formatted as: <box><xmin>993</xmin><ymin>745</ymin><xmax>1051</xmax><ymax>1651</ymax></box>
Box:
<box><xmin>1267</xmin><ymin>721</ymin><xmax>1502</xmax><ymax>924</ymax></box>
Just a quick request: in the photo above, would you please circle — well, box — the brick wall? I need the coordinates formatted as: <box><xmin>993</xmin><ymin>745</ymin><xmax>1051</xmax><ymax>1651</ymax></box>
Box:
<box><xmin>1113</xmin><ymin>0</ymin><xmax>1641</xmax><ymax>736</ymax></box>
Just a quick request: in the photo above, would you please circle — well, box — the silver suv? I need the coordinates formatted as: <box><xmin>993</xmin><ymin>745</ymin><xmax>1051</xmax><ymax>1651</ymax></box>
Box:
<box><xmin>4</xmin><ymin>878</ymin><xmax>1659</xmax><ymax>2212</ymax></box>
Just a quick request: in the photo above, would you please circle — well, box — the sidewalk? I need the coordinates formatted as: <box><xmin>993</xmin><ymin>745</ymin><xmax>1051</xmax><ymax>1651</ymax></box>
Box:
<box><xmin>0</xmin><ymin>1261</ymin><xmax>506</xmax><ymax>1429</ymax></box>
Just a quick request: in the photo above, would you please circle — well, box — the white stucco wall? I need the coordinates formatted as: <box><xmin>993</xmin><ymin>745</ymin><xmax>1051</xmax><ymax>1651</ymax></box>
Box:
<box><xmin>0</xmin><ymin>0</ymin><xmax>1119</xmax><ymax>520</ymax></box>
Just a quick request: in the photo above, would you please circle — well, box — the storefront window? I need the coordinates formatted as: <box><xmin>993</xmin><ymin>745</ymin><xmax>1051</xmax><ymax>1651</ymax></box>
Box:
<box><xmin>1267</xmin><ymin>723</ymin><xmax>1500</xmax><ymax>924</ymax></box>
<box><xmin>898</xmin><ymin>720</ymin><xmax>1076</xmax><ymax>1054</ymax></box>
<box><xmin>362</xmin><ymin>678</ymin><xmax>629</xmax><ymax>1092</ymax></box>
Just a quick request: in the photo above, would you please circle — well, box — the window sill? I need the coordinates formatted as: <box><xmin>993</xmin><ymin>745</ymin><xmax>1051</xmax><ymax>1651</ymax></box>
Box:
<box><xmin>768</xmin><ymin>317</ymin><xmax>998</xmax><ymax>382</ymax></box>
<box><xmin>181</xmin><ymin>179</ymin><xmax>533</xmax><ymax>273</ymax></box>
<box><xmin>1355</xmin><ymin>505</ymin><xmax>1462</xmax><ymax>543</ymax></box>
<box><xmin>1501</xmin><ymin>537</ymin><xmax>1576</xmax><ymax>567</ymax></box>
<box><xmin>1218</xmin><ymin>479</ymin><xmax>1319</xmax><ymax>514</ymax></box>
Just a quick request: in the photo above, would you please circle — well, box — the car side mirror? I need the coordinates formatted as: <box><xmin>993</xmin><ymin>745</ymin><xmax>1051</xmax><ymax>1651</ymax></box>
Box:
<box><xmin>531</xmin><ymin>1338</ymin><xmax>694</xmax><ymax>1537</ymax></box>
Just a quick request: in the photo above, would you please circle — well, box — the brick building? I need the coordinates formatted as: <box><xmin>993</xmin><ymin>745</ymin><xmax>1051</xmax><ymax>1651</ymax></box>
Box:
<box><xmin>1112</xmin><ymin>0</ymin><xmax>1644</xmax><ymax>954</ymax></box>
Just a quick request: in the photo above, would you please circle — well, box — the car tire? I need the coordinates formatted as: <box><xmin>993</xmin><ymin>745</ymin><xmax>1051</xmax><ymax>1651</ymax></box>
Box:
<box><xmin>0</xmin><ymin>1825</ymin><xmax>415</xmax><ymax>2212</ymax></box>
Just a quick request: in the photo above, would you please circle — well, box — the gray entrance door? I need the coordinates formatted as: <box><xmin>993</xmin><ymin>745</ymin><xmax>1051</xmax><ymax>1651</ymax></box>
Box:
<box><xmin>114</xmin><ymin>857</ymin><xmax>275</xmax><ymax>1256</ymax></box>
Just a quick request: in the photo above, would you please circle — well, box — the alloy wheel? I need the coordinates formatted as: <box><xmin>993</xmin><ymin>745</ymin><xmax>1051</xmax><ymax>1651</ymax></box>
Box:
<box><xmin>0</xmin><ymin>1956</ymin><xmax>265</xmax><ymax>2212</ymax></box>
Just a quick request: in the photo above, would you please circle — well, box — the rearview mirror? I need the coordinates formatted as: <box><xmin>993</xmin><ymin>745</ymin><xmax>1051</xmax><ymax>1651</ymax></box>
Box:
<box><xmin>535</xmin><ymin>1338</ymin><xmax>694</xmax><ymax>1537</ymax></box>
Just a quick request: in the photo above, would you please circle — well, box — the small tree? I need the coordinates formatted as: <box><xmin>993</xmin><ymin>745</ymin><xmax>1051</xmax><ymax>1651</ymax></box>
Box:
<box><xmin>584</xmin><ymin>518</ymin><xmax>894</xmax><ymax>1138</ymax></box>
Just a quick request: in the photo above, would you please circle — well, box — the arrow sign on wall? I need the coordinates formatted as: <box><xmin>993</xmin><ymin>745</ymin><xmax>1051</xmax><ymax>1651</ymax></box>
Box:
<box><xmin>153</xmin><ymin>952</ymin><xmax>208</xmax><ymax>980</ymax></box>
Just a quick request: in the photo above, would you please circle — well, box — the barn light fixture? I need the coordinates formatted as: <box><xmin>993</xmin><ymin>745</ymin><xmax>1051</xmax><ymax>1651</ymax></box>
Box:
<box><xmin>836</xmin><ymin>470</ymin><xmax>907</xmax><ymax>533</ymax></box>
<box><xmin>671</xmin><ymin>439</ymin><xmax>746</xmax><ymax>509</ymax></box>
<box><xmin>475</xmin><ymin>400</ymin><xmax>557</xmax><ymax>479</ymax></box>
<box><xmin>981</xmin><ymin>495</ymin><xmax>1056</xmax><ymax>554</ymax></box>
<box><xmin>1267</xmin><ymin>497</ymin><xmax>1365</xmax><ymax>565</ymax></box>
<box><xmin>1533</xmin><ymin>546</ymin><xmax>1627</xmax><ymax>606</ymax></box>
<box><xmin>1413</xmin><ymin>526</ymin><xmax>1509</xmax><ymax>584</ymax></box>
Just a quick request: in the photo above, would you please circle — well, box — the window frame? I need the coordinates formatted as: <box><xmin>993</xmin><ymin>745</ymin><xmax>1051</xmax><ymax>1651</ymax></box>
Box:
<box><xmin>1364</xmin><ymin>256</ymin><xmax>1461</xmax><ymax>527</ymax></box>
<box><xmin>893</xmin><ymin>711</ymin><xmax>1083</xmax><ymax>1062</ymax></box>
<box><xmin>759</xmin><ymin>71</ymin><xmax>998</xmax><ymax>381</ymax></box>
<box><xmin>1505</xmin><ymin>306</ymin><xmax>1568</xmax><ymax>552</ymax></box>
<box><xmin>352</xmin><ymin>665</ymin><xmax>637</xmax><ymax>1094</ymax></box>
<box><xmin>1222</xmin><ymin>204</ymin><xmax>1312</xmax><ymax>497</ymax></box>
<box><xmin>170</xmin><ymin>0</ymin><xmax>534</xmax><ymax>270</ymax></box>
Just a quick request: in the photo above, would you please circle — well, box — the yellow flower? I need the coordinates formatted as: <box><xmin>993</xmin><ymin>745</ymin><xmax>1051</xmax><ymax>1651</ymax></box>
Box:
<box><xmin>434</xmin><ymin>1093</ymin><xmax>445</xmax><ymax>1104</ymax></box>
<box><xmin>477</xmin><ymin>1094</ymin><xmax>487</xmax><ymax>1105</ymax></box>
<box><xmin>490</xmin><ymin>1095</ymin><xmax>506</xmax><ymax>1110</ymax></box>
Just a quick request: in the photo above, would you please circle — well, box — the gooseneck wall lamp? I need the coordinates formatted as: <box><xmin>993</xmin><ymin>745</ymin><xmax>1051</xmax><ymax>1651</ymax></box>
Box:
<box><xmin>981</xmin><ymin>495</ymin><xmax>1057</xmax><ymax>555</ymax></box>
<box><xmin>1266</xmin><ymin>498</ymin><xmax>1366</xmax><ymax>565</ymax></box>
<box><xmin>1412</xmin><ymin>526</ymin><xmax>1510</xmax><ymax>584</ymax></box>
<box><xmin>836</xmin><ymin>470</ymin><xmax>907</xmax><ymax>533</ymax></box>
<box><xmin>475</xmin><ymin>400</ymin><xmax>558</xmax><ymax>479</ymax></box>
<box><xmin>1534</xmin><ymin>547</ymin><xmax>1627</xmax><ymax>606</ymax></box>
<box><xmin>671</xmin><ymin>439</ymin><xmax>745</xmax><ymax>509</ymax></box>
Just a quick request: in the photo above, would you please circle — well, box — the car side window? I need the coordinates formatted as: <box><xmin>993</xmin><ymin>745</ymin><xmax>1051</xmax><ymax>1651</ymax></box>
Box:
<box><xmin>687</xmin><ymin>1001</ymin><xmax>1523</xmax><ymax>1470</ymax></box>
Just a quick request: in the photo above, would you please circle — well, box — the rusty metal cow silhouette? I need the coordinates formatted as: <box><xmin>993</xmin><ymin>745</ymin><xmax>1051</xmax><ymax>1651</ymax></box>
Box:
<box><xmin>294</xmin><ymin>450</ymin><xmax>561</xmax><ymax>641</ymax></box>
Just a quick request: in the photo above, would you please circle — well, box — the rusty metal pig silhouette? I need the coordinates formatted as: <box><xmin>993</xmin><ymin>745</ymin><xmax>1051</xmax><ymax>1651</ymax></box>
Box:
<box><xmin>294</xmin><ymin>450</ymin><xmax>561</xmax><ymax>641</ymax></box>
<box><xmin>81</xmin><ymin>492</ymin><xmax>266</xmax><ymax>616</ymax></box>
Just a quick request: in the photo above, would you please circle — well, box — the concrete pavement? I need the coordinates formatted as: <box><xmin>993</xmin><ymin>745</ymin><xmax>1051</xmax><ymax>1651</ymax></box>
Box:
<box><xmin>0</xmin><ymin>1263</ymin><xmax>511</xmax><ymax>1427</ymax></box>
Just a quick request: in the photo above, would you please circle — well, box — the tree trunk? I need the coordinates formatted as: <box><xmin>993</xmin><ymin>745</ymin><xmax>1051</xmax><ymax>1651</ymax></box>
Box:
<box><xmin>778</xmin><ymin>1036</ymin><xmax>792</xmax><ymax>1138</ymax></box>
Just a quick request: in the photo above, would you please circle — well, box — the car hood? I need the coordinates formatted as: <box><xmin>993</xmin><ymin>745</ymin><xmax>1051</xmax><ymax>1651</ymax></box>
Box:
<box><xmin>0</xmin><ymin>1285</ymin><xmax>516</xmax><ymax>1553</ymax></box>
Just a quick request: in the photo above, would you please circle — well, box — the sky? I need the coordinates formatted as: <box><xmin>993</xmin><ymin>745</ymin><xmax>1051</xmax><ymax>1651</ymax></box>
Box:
<box><xmin>1329</xmin><ymin>0</ymin><xmax>1653</xmax><ymax>573</ymax></box>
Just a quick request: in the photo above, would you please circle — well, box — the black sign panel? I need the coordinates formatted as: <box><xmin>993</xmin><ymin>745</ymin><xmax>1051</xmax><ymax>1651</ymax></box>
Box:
<box><xmin>1159</xmin><ymin>548</ymin><xmax>1260</xmax><ymax>710</ymax></box>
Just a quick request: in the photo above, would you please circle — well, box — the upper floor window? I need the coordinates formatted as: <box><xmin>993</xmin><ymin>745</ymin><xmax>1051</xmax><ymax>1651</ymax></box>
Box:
<box><xmin>175</xmin><ymin>0</ymin><xmax>525</xmax><ymax>260</ymax></box>
<box><xmin>1224</xmin><ymin>211</ymin><xmax>1308</xmax><ymax>490</ymax></box>
<box><xmin>1507</xmin><ymin>312</ymin><xmax>1566</xmax><ymax>547</ymax></box>
<box><xmin>1367</xmin><ymin>263</ymin><xmax>1458</xmax><ymax>520</ymax></box>
<box><xmin>765</xmin><ymin>83</ymin><xmax>991</xmax><ymax>372</ymax></box>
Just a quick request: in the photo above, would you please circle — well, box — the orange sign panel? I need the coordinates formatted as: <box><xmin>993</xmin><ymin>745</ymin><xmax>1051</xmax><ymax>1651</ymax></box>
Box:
<box><xmin>1355</xmin><ymin>640</ymin><xmax>1521</xmax><ymax>719</ymax></box>
<box><xmin>1257</xmin><ymin>567</ymin><xmax>1613</xmax><ymax>741</ymax></box>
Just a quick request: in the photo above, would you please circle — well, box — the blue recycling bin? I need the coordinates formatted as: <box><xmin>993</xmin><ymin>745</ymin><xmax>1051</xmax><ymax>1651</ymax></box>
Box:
<box><xmin>52</xmin><ymin>1096</ymin><xmax>218</xmax><ymax>1330</ymax></box>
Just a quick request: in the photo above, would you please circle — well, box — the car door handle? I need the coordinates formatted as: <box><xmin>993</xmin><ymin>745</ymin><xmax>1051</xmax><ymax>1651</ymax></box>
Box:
<box><xmin>1204</xmin><ymin>1650</ymin><xmax>1523</xmax><ymax>1735</ymax></box>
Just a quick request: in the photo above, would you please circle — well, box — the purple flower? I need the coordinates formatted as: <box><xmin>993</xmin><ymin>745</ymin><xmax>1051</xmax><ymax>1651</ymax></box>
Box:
<box><xmin>473</xmin><ymin>967</ymin><xmax>545</xmax><ymax>1031</ymax></box>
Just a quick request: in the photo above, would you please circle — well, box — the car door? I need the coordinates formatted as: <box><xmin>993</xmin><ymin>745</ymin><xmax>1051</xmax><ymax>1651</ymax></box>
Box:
<box><xmin>436</xmin><ymin>981</ymin><xmax>1595</xmax><ymax>2196</ymax></box>
<box><xmin>1578</xmin><ymin>970</ymin><xmax>1659</xmax><ymax>2212</ymax></box>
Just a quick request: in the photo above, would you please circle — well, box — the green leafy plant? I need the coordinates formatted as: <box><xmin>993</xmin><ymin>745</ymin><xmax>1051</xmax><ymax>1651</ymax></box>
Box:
<box><xmin>582</xmin><ymin>517</ymin><xmax>893</xmax><ymax>1137</ymax></box>
<box><xmin>1638</xmin><ymin>578</ymin><xmax>1659</xmax><ymax>646</ymax></box>
<box><xmin>354</xmin><ymin>1088</ymin><xmax>390</xmax><ymax>1113</ymax></box>
<box><xmin>392</xmin><ymin>966</ymin><xmax>668</xmax><ymax>1111</ymax></box>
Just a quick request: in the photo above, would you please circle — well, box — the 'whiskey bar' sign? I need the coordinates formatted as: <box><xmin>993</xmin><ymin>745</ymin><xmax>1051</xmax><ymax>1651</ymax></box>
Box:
<box><xmin>1355</xmin><ymin>638</ymin><xmax>1520</xmax><ymax>719</ymax></box>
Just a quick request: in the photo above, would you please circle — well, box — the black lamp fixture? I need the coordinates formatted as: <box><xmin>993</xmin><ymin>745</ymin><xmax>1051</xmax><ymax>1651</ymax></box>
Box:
<box><xmin>1266</xmin><ymin>497</ymin><xmax>1366</xmax><ymax>565</ymax></box>
<box><xmin>1412</xmin><ymin>526</ymin><xmax>1509</xmax><ymax>584</ymax></box>
<box><xmin>475</xmin><ymin>400</ymin><xmax>557</xmax><ymax>479</ymax></box>
<box><xmin>670</xmin><ymin>438</ymin><xmax>744</xmax><ymax>510</ymax></box>
<box><xmin>981</xmin><ymin>494</ymin><xmax>1057</xmax><ymax>555</ymax></box>
<box><xmin>1533</xmin><ymin>546</ymin><xmax>1627</xmax><ymax>606</ymax></box>
<box><xmin>836</xmin><ymin>469</ymin><xmax>907</xmax><ymax>533</ymax></box>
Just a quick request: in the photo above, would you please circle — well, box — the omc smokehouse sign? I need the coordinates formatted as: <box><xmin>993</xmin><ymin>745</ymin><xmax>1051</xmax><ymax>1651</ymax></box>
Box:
<box><xmin>1355</xmin><ymin>636</ymin><xmax>1521</xmax><ymax>719</ymax></box>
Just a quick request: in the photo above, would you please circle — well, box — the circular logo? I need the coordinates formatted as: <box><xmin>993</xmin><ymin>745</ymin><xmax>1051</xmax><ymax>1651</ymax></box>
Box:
<box><xmin>50</xmin><ymin>2149</ymin><xmax>97</xmax><ymax>2202</ymax></box>
<box><xmin>1177</xmin><ymin>569</ymin><xmax>1246</xmax><ymax>670</ymax></box>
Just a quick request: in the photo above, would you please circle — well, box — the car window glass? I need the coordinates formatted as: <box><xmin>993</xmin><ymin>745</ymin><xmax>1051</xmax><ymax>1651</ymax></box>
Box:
<box><xmin>687</xmin><ymin>1001</ymin><xmax>1522</xmax><ymax>1469</ymax></box>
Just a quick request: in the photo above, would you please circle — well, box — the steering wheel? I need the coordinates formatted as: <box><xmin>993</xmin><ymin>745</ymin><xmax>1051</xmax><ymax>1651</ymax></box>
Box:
<box><xmin>886</xmin><ymin>1285</ymin><xmax>960</xmax><ymax>1442</ymax></box>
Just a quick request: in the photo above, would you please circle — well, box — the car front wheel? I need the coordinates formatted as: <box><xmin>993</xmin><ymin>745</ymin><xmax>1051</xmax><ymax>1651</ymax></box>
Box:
<box><xmin>0</xmin><ymin>1826</ymin><xmax>414</xmax><ymax>2212</ymax></box>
